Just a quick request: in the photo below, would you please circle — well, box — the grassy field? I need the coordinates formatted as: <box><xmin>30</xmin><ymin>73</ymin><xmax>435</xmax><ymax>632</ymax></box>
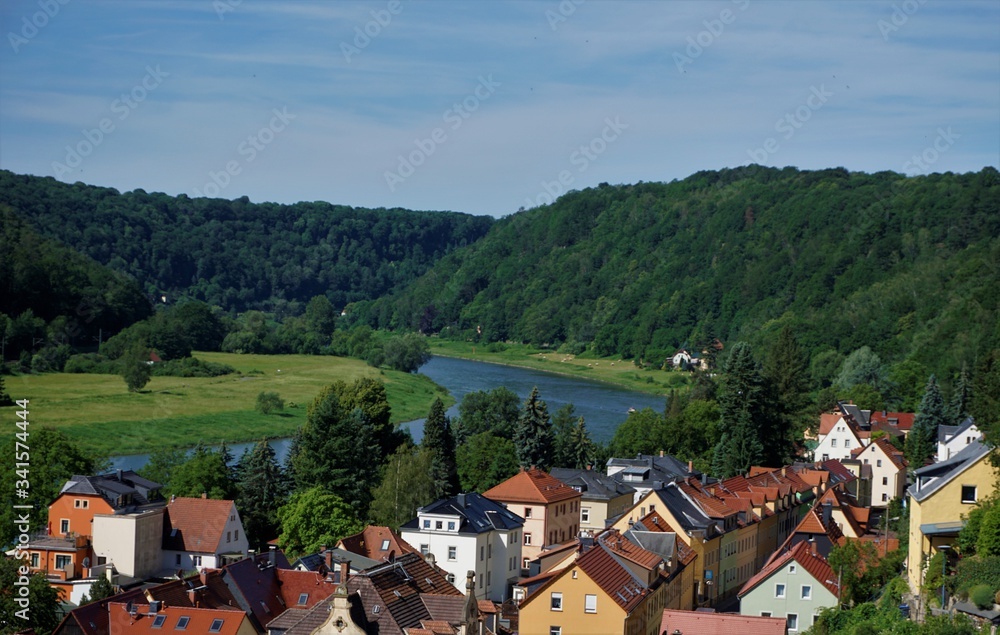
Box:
<box><xmin>427</xmin><ymin>339</ymin><xmax>689</xmax><ymax>396</ymax></box>
<box><xmin>0</xmin><ymin>352</ymin><xmax>451</xmax><ymax>457</ymax></box>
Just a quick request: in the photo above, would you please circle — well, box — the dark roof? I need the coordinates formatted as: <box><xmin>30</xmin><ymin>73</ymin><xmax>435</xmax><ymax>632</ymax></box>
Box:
<box><xmin>52</xmin><ymin>588</ymin><xmax>147</xmax><ymax>635</ymax></box>
<box><xmin>221</xmin><ymin>551</ymin><xmax>295</xmax><ymax>631</ymax></box>
<box><xmin>938</xmin><ymin>417</ymin><xmax>978</xmax><ymax>443</ymax></box>
<box><xmin>654</xmin><ymin>483</ymin><xmax>718</xmax><ymax>536</ymax></box>
<box><xmin>401</xmin><ymin>492</ymin><xmax>523</xmax><ymax>535</ymax></box>
<box><xmin>58</xmin><ymin>470</ymin><xmax>164</xmax><ymax>511</ymax></box>
<box><xmin>550</xmin><ymin>467</ymin><xmax>636</xmax><ymax>501</ymax></box>
<box><xmin>606</xmin><ymin>454</ymin><xmax>697</xmax><ymax>489</ymax></box>
<box><xmin>911</xmin><ymin>439</ymin><xmax>992</xmax><ymax>503</ymax></box>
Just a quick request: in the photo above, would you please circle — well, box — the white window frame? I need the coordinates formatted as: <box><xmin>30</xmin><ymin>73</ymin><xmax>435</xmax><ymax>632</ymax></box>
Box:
<box><xmin>962</xmin><ymin>485</ymin><xmax>978</xmax><ymax>504</ymax></box>
<box><xmin>550</xmin><ymin>592</ymin><xmax>563</xmax><ymax>611</ymax></box>
<box><xmin>801</xmin><ymin>584</ymin><xmax>811</xmax><ymax>600</ymax></box>
<box><xmin>448</xmin><ymin>546</ymin><xmax>457</xmax><ymax>561</ymax></box>
<box><xmin>581</xmin><ymin>507</ymin><xmax>590</xmax><ymax>524</ymax></box>
<box><xmin>775</xmin><ymin>583</ymin><xmax>786</xmax><ymax>598</ymax></box>
<box><xmin>787</xmin><ymin>613</ymin><xmax>798</xmax><ymax>631</ymax></box>
<box><xmin>584</xmin><ymin>594</ymin><xmax>597</xmax><ymax>613</ymax></box>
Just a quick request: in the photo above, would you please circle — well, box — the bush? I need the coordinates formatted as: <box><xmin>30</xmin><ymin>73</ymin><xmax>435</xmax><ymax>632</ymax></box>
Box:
<box><xmin>64</xmin><ymin>353</ymin><xmax>121</xmax><ymax>374</ymax></box>
<box><xmin>149</xmin><ymin>357</ymin><xmax>235</xmax><ymax>378</ymax></box>
<box><xmin>256</xmin><ymin>391</ymin><xmax>284</xmax><ymax>415</ymax></box>
<box><xmin>969</xmin><ymin>584</ymin><xmax>995</xmax><ymax>610</ymax></box>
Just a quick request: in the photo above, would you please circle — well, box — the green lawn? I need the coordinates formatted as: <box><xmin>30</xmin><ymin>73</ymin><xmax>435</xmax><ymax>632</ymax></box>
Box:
<box><xmin>0</xmin><ymin>352</ymin><xmax>450</xmax><ymax>457</ymax></box>
<box><xmin>427</xmin><ymin>339</ymin><xmax>688</xmax><ymax>396</ymax></box>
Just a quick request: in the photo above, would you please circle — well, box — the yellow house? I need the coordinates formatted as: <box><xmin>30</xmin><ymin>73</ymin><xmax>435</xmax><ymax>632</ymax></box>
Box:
<box><xmin>907</xmin><ymin>440</ymin><xmax>996</xmax><ymax>593</ymax></box>
<box><xmin>518</xmin><ymin>533</ymin><xmax>669</xmax><ymax>635</ymax></box>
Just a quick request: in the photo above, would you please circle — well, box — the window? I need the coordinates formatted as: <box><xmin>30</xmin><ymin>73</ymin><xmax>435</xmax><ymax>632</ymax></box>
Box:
<box><xmin>227</xmin><ymin>531</ymin><xmax>231</xmax><ymax>543</ymax></box>
<box><xmin>435</xmin><ymin>520</ymin><xmax>443</xmax><ymax>530</ymax></box>
<box><xmin>423</xmin><ymin>519</ymin><xmax>431</xmax><ymax>529</ymax></box>
<box><xmin>487</xmin><ymin>571</ymin><xmax>491</xmax><ymax>587</ymax></box>
<box><xmin>208</xmin><ymin>619</ymin><xmax>224</xmax><ymax>633</ymax></box>
<box><xmin>448</xmin><ymin>546</ymin><xmax>457</xmax><ymax>561</ymax></box>
<box><xmin>550</xmin><ymin>592</ymin><xmax>563</xmax><ymax>611</ymax></box>
<box><xmin>193</xmin><ymin>555</ymin><xmax>202</xmax><ymax>567</ymax></box>
<box><xmin>844</xmin><ymin>439</ymin><xmax>850</xmax><ymax>449</ymax></box>
<box><xmin>962</xmin><ymin>485</ymin><xmax>977</xmax><ymax>504</ymax></box>
<box><xmin>448</xmin><ymin>521</ymin><xmax>456</xmax><ymax>531</ymax></box>
<box><xmin>882</xmin><ymin>493</ymin><xmax>888</xmax><ymax>502</ymax></box>
<box><xmin>550</xmin><ymin>628</ymin><xmax>561</xmax><ymax>635</ymax></box>
<box><xmin>60</xmin><ymin>519</ymin><xmax>69</xmax><ymax>534</ymax></box>
<box><xmin>775</xmin><ymin>583</ymin><xmax>786</xmax><ymax>598</ymax></box>
<box><xmin>822</xmin><ymin>454</ymin><xmax>829</xmax><ymax>461</ymax></box>
<box><xmin>488</xmin><ymin>544</ymin><xmax>492</xmax><ymax>558</ymax></box>
<box><xmin>381</xmin><ymin>539</ymin><xmax>390</xmax><ymax>550</ymax></box>
<box><xmin>234</xmin><ymin>529</ymin><xmax>238</xmax><ymax>541</ymax></box>
<box><xmin>524</xmin><ymin>533</ymin><xmax>532</xmax><ymax>546</ymax></box>
<box><xmin>480</xmin><ymin>546</ymin><xmax>485</xmax><ymax>561</ymax></box>
<box><xmin>152</xmin><ymin>615</ymin><xmax>166</xmax><ymax>628</ymax></box>
<box><xmin>787</xmin><ymin>613</ymin><xmax>798</xmax><ymax>631</ymax></box>
<box><xmin>877</xmin><ymin>459</ymin><xmax>882</xmax><ymax>467</ymax></box>
<box><xmin>447</xmin><ymin>573</ymin><xmax>455</xmax><ymax>584</ymax></box>
<box><xmin>175</xmin><ymin>616</ymin><xmax>190</xmax><ymax>630</ymax></box>
<box><xmin>175</xmin><ymin>554</ymin><xmax>182</xmax><ymax>566</ymax></box>
<box><xmin>761</xmin><ymin>612</ymin><xmax>771</xmax><ymax>617</ymax></box>
<box><xmin>298</xmin><ymin>592</ymin><xmax>309</xmax><ymax>605</ymax></box>
<box><xmin>55</xmin><ymin>555</ymin><xmax>72</xmax><ymax>570</ymax></box>
<box><xmin>801</xmin><ymin>585</ymin><xmax>812</xmax><ymax>599</ymax></box>
<box><xmin>74</xmin><ymin>499</ymin><xmax>89</xmax><ymax>509</ymax></box>
<box><xmin>584</xmin><ymin>594</ymin><xmax>597</xmax><ymax>613</ymax></box>
<box><xmin>882</xmin><ymin>476</ymin><xmax>888</xmax><ymax>486</ymax></box>
<box><xmin>581</xmin><ymin>508</ymin><xmax>590</xmax><ymax>523</ymax></box>
<box><xmin>524</xmin><ymin>507</ymin><xmax>532</xmax><ymax>518</ymax></box>
<box><xmin>831</xmin><ymin>439</ymin><xmax>837</xmax><ymax>448</ymax></box>
<box><xmin>420</xmin><ymin>544</ymin><xmax>429</xmax><ymax>555</ymax></box>
<box><xmin>522</xmin><ymin>557</ymin><xmax>530</xmax><ymax>569</ymax></box>
<box><xmin>29</xmin><ymin>553</ymin><xmax>39</xmax><ymax>568</ymax></box>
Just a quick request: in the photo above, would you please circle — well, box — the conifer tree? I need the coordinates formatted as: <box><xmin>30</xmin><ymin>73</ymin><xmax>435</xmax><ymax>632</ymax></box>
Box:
<box><xmin>514</xmin><ymin>386</ymin><xmax>554</xmax><ymax>470</ymax></box>
<box><xmin>235</xmin><ymin>440</ymin><xmax>290</xmax><ymax>548</ymax></box>
<box><xmin>567</xmin><ymin>416</ymin><xmax>596</xmax><ymax>470</ymax></box>
<box><xmin>422</xmin><ymin>398</ymin><xmax>459</xmax><ymax>499</ymax></box>
<box><xmin>711</xmin><ymin>342</ymin><xmax>767</xmax><ymax>478</ymax></box>
<box><xmin>551</xmin><ymin>403</ymin><xmax>578</xmax><ymax>468</ymax></box>
<box><xmin>970</xmin><ymin>350</ymin><xmax>1000</xmax><ymax>452</ymax></box>
<box><xmin>906</xmin><ymin>375</ymin><xmax>946</xmax><ymax>469</ymax></box>
<box><xmin>949</xmin><ymin>363</ymin><xmax>973</xmax><ymax>425</ymax></box>
<box><xmin>763</xmin><ymin>325</ymin><xmax>812</xmax><ymax>456</ymax></box>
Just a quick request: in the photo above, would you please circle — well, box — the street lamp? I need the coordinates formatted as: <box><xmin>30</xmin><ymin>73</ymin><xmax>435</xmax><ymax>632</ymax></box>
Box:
<box><xmin>939</xmin><ymin>545</ymin><xmax>951</xmax><ymax>610</ymax></box>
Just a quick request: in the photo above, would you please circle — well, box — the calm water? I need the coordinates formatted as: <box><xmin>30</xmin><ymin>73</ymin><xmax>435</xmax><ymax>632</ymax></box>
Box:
<box><xmin>108</xmin><ymin>356</ymin><xmax>665</xmax><ymax>471</ymax></box>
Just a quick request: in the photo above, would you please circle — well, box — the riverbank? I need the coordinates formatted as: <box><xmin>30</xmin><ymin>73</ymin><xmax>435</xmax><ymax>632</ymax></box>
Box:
<box><xmin>427</xmin><ymin>339</ymin><xmax>687</xmax><ymax>396</ymax></box>
<box><xmin>0</xmin><ymin>351</ymin><xmax>451</xmax><ymax>458</ymax></box>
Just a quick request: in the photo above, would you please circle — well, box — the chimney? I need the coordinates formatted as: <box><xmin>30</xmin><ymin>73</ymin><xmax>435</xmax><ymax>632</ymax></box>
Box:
<box><xmin>457</xmin><ymin>493</ymin><xmax>467</xmax><ymax>508</ymax></box>
<box><xmin>425</xmin><ymin>552</ymin><xmax>437</xmax><ymax>567</ymax></box>
<box><xmin>268</xmin><ymin>544</ymin><xmax>276</xmax><ymax>567</ymax></box>
<box><xmin>659</xmin><ymin>450</ymin><xmax>664</xmax><ymax>458</ymax></box>
<box><xmin>187</xmin><ymin>588</ymin><xmax>196</xmax><ymax>604</ymax></box>
<box><xmin>323</xmin><ymin>546</ymin><xmax>333</xmax><ymax>571</ymax></box>
<box><xmin>200</xmin><ymin>570</ymin><xmax>208</xmax><ymax>586</ymax></box>
<box><xmin>822</xmin><ymin>501</ymin><xmax>832</xmax><ymax>525</ymax></box>
<box><xmin>117</xmin><ymin>468</ymin><xmax>123</xmax><ymax>482</ymax></box>
<box><xmin>340</xmin><ymin>559</ymin><xmax>351</xmax><ymax>586</ymax></box>
<box><xmin>201</xmin><ymin>492</ymin><xmax>207</xmax><ymax>499</ymax></box>
<box><xmin>808</xmin><ymin>537</ymin><xmax>817</xmax><ymax>556</ymax></box>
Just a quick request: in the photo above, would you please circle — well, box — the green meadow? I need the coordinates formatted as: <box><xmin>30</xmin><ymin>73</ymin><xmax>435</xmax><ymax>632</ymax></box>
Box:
<box><xmin>0</xmin><ymin>352</ymin><xmax>451</xmax><ymax>457</ymax></box>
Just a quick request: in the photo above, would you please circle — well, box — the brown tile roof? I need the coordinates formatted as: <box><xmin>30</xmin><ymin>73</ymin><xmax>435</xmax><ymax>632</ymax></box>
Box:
<box><xmin>819</xmin><ymin>413</ymin><xmax>844</xmax><ymax>435</ymax></box>
<box><xmin>869</xmin><ymin>411</ymin><xmax>915</xmax><ymax>431</ymax></box>
<box><xmin>221</xmin><ymin>551</ymin><xmax>296</xmax><ymax>630</ymax></box>
<box><xmin>602</xmin><ymin>530</ymin><xmax>663</xmax><ymax>571</ymax></box>
<box><xmin>477</xmin><ymin>600</ymin><xmax>498</xmax><ymax>614</ymax></box>
<box><xmin>276</xmin><ymin>568</ymin><xmax>339</xmax><ymax>609</ymax></box>
<box><xmin>631</xmin><ymin>509</ymin><xmax>697</xmax><ymax>566</ymax></box>
<box><xmin>107</xmin><ymin>603</ymin><xmax>249</xmax><ymax>635</ymax></box>
<box><xmin>678</xmin><ymin>480</ymin><xmax>736</xmax><ymax>519</ymax></box>
<box><xmin>337</xmin><ymin>525</ymin><xmax>417</xmax><ymax>562</ymax></box>
<box><xmin>482</xmin><ymin>468</ymin><xmax>581</xmax><ymax>505</ymax></box>
<box><xmin>660</xmin><ymin>609</ymin><xmax>787</xmax><ymax>635</ymax></box>
<box><xmin>146</xmin><ymin>571</ymin><xmax>243</xmax><ymax>610</ymax></box>
<box><xmin>576</xmin><ymin>542</ymin><xmax>648</xmax><ymax>613</ymax></box>
<box><xmin>162</xmin><ymin>497</ymin><xmax>235</xmax><ymax>554</ymax></box>
<box><xmin>739</xmin><ymin>539</ymin><xmax>839</xmax><ymax>599</ymax></box>
<box><xmin>821</xmin><ymin>459</ymin><xmax>857</xmax><ymax>484</ymax></box>
<box><xmin>816</xmin><ymin>488</ymin><xmax>867</xmax><ymax>536</ymax></box>
<box><xmin>53</xmin><ymin>588</ymin><xmax>147</xmax><ymax>635</ymax></box>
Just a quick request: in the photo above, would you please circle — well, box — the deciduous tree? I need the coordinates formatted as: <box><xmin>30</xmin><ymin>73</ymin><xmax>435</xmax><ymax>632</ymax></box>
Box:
<box><xmin>370</xmin><ymin>446</ymin><xmax>436</xmax><ymax>530</ymax></box>
<box><xmin>277</xmin><ymin>487</ymin><xmax>364</xmax><ymax>558</ymax></box>
<box><xmin>169</xmin><ymin>445</ymin><xmax>235</xmax><ymax>500</ymax></box>
<box><xmin>456</xmin><ymin>432</ymin><xmax>519</xmax><ymax>492</ymax></box>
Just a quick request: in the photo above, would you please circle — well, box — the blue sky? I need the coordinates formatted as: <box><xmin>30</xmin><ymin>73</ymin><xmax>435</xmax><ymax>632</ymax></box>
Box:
<box><xmin>1</xmin><ymin>1</ymin><xmax>997</xmax><ymax>217</ymax></box>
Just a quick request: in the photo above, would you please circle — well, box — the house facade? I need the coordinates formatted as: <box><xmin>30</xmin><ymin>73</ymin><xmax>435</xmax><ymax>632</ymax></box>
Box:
<box><xmin>400</xmin><ymin>492</ymin><xmax>523</xmax><ymax>601</ymax></box>
<box><xmin>851</xmin><ymin>436</ymin><xmax>906</xmax><ymax>506</ymax></box>
<box><xmin>937</xmin><ymin>417</ymin><xmax>982</xmax><ymax>462</ymax></box>
<box><xmin>813</xmin><ymin>412</ymin><xmax>867</xmax><ymax>462</ymax></box>
<box><xmin>162</xmin><ymin>497</ymin><xmax>248</xmax><ymax>572</ymax></box>
<box><xmin>550</xmin><ymin>467</ymin><xmax>635</xmax><ymax>534</ymax></box>
<box><xmin>92</xmin><ymin>507</ymin><xmax>166</xmax><ymax>579</ymax></box>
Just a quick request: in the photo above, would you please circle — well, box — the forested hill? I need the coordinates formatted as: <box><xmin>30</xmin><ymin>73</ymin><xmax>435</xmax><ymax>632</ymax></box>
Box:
<box><xmin>348</xmin><ymin>166</ymin><xmax>1000</xmax><ymax>379</ymax></box>
<box><xmin>0</xmin><ymin>171</ymin><xmax>493</xmax><ymax>314</ymax></box>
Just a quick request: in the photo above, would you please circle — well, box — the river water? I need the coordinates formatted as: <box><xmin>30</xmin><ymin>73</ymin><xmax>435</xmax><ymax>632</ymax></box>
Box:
<box><xmin>108</xmin><ymin>356</ymin><xmax>666</xmax><ymax>471</ymax></box>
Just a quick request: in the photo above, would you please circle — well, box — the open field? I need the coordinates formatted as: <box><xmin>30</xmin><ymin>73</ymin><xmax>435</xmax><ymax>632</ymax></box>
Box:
<box><xmin>427</xmin><ymin>339</ymin><xmax>689</xmax><ymax>396</ymax></box>
<box><xmin>0</xmin><ymin>352</ymin><xmax>451</xmax><ymax>457</ymax></box>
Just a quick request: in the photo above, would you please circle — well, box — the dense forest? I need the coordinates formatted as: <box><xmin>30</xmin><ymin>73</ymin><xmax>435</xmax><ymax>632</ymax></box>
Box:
<box><xmin>345</xmin><ymin>166</ymin><xmax>1000</xmax><ymax>386</ymax></box>
<box><xmin>0</xmin><ymin>170</ymin><xmax>493</xmax><ymax>315</ymax></box>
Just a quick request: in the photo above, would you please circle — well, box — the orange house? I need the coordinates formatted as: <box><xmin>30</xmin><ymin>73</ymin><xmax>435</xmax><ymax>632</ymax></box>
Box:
<box><xmin>48</xmin><ymin>470</ymin><xmax>165</xmax><ymax>539</ymax></box>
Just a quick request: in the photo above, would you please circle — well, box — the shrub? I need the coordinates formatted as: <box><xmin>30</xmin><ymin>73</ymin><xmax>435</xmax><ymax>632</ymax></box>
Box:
<box><xmin>256</xmin><ymin>391</ymin><xmax>284</xmax><ymax>415</ymax></box>
<box><xmin>969</xmin><ymin>584</ymin><xmax>995</xmax><ymax>610</ymax></box>
<box><xmin>149</xmin><ymin>357</ymin><xmax>235</xmax><ymax>378</ymax></box>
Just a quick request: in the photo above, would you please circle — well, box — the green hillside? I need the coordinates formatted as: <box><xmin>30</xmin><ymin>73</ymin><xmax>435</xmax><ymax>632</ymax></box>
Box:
<box><xmin>348</xmin><ymin>166</ymin><xmax>1000</xmax><ymax>384</ymax></box>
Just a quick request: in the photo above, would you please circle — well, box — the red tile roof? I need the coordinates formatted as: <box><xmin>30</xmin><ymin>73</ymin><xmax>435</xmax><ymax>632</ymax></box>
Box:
<box><xmin>576</xmin><ymin>543</ymin><xmax>649</xmax><ymax>613</ymax></box>
<box><xmin>818</xmin><ymin>413</ymin><xmax>844</xmax><ymax>435</ymax></box>
<box><xmin>816</xmin><ymin>488</ymin><xmax>867</xmax><ymax>536</ymax></box>
<box><xmin>53</xmin><ymin>588</ymin><xmax>147</xmax><ymax>635</ymax></box>
<box><xmin>337</xmin><ymin>525</ymin><xmax>417</xmax><ymax>562</ymax></box>
<box><xmin>482</xmin><ymin>468</ymin><xmax>581</xmax><ymax>505</ymax></box>
<box><xmin>869</xmin><ymin>411</ymin><xmax>915</xmax><ymax>430</ymax></box>
<box><xmin>601</xmin><ymin>530</ymin><xmax>663</xmax><ymax>571</ymax></box>
<box><xmin>108</xmin><ymin>603</ymin><xmax>248</xmax><ymax>635</ymax></box>
<box><xmin>739</xmin><ymin>539</ymin><xmax>839</xmax><ymax>599</ymax></box>
<box><xmin>162</xmin><ymin>497</ymin><xmax>236</xmax><ymax>554</ymax></box>
<box><xmin>276</xmin><ymin>568</ymin><xmax>339</xmax><ymax>609</ymax></box>
<box><xmin>660</xmin><ymin>609</ymin><xmax>787</xmax><ymax>635</ymax></box>
<box><xmin>631</xmin><ymin>509</ymin><xmax>697</xmax><ymax>566</ymax></box>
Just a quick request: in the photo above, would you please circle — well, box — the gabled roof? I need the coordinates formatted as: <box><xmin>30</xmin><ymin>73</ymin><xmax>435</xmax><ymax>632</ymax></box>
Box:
<box><xmin>852</xmin><ymin>436</ymin><xmax>907</xmax><ymax>470</ymax></box>
<box><xmin>53</xmin><ymin>588</ymin><xmax>147</xmax><ymax>635</ymax></box>
<box><xmin>820</xmin><ymin>459</ymin><xmax>857</xmax><ymax>486</ymax></box>
<box><xmin>911</xmin><ymin>439</ymin><xmax>993</xmax><ymax>503</ymax></box>
<box><xmin>601</xmin><ymin>529</ymin><xmax>664</xmax><ymax>571</ymax></box>
<box><xmin>606</xmin><ymin>453</ymin><xmax>698</xmax><ymax>487</ymax></box>
<box><xmin>401</xmin><ymin>492</ymin><xmax>523</xmax><ymax>535</ymax></box>
<box><xmin>938</xmin><ymin>417</ymin><xmax>979</xmax><ymax>443</ymax></box>
<box><xmin>58</xmin><ymin>470</ymin><xmax>164</xmax><ymax>511</ymax></box>
<box><xmin>816</xmin><ymin>488</ymin><xmax>868</xmax><ymax>536</ymax></box>
<box><xmin>739</xmin><ymin>539</ymin><xmax>839</xmax><ymax>598</ymax></box>
<box><xmin>146</xmin><ymin>570</ymin><xmax>241</xmax><ymax>610</ymax></box>
<box><xmin>162</xmin><ymin>497</ymin><xmax>236</xmax><ymax>554</ymax></box>
<box><xmin>337</xmin><ymin>525</ymin><xmax>418</xmax><ymax>562</ymax></box>
<box><xmin>221</xmin><ymin>551</ymin><xmax>295</xmax><ymax>631</ymax></box>
<box><xmin>483</xmin><ymin>468</ymin><xmax>581</xmax><ymax>505</ymax></box>
<box><xmin>654</xmin><ymin>483</ymin><xmax>717</xmax><ymax>535</ymax></box>
<box><xmin>550</xmin><ymin>467</ymin><xmax>636</xmax><ymax>501</ymax></box>
<box><xmin>660</xmin><ymin>609</ymin><xmax>787</xmax><ymax>635</ymax></box>
<box><xmin>576</xmin><ymin>541</ymin><xmax>649</xmax><ymax>613</ymax></box>
<box><xmin>629</xmin><ymin>509</ymin><xmax>697</xmax><ymax>566</ymax></box>
<box><xmin>869</xmin><ymin>410</ymin><xmax>915</xmax><ymax>431</ymax></box>
<box><xmin>107</xmin><ymin>603</ymin><xmax>247</xmax><ymax>635</ymax></box>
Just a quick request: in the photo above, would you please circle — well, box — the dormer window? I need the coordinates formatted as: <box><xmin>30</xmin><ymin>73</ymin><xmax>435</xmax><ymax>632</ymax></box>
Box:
<box><xmin>381</xmin><ymin>539</ymin><xmax>390</xmax><ymax>550</ymax></box>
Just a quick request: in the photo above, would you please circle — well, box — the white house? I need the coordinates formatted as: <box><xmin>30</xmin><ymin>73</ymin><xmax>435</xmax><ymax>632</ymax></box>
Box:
<box><xmin>161</xmin><ymin>497</ymin><xmax>248</xmax><ymax>572</ymax></box>
<box><xmin>937</xmin><ymin>417</ymin><xmax>982</xmax><ymax>462</ymax></box>
<box><xmin>813</xmin><ymin>412</ymin><xmax>867</xmax><ymax>462</ymax></box>
<box><xmin>850</xmin><ymin>436</ymin><xmax>907</xmax><ymax>506</ymax></box>
<box><xmin>400</xmin><ymin>492</ymin><xmax>523</xmax><ymax>602</ymax></box>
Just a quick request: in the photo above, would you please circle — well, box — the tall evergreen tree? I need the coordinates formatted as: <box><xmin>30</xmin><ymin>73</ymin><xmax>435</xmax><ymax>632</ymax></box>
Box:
<box><xmin>970</xmin><ymin>350</ymin><xmax>1000</xmax><ymax>455</ymax></box>
<box><xmin>422</xmin><ymin>398</ymin><xmax>459</xmax><ymax>499</ymax></box>
<box><xmin>762</xmin><ymin>325</ymin><xmax>812</xmax><ymax>457</ymax></box>
<box><xmin>711</xmin><ymin>342</ymin><xmax>768</xmax><ymax>478</ymax></box>
<box><xmin>0</xmin><ymin>374</ymin><xmax>13</xmax><ymax>406</ymax></box>
<box><xmin>567</xmin><ymin>417</ymin><xmax>596</xmax><ymax>470</ymax></box>
<box><xmin>906</xmin><ymin>375</ymin><xmax>947</xmax><ymax>469</ymax></box>
<box><xmin>235</xmin><ymin>441</ymin><xmax>290</xmax><ymax>548</ymax></box>
<box><xmin>288</xmin><ymin>384</ymin><xmax>382</xmax><ymax>513</ymax></box>
<box><xmin>551</xmin><ymin>403</ymin><xmax>578</xmax><ymax>468</ymax></box>
<box><xmin>949</xmin><ymin>363</ymin><xmax>973</xmax><ymax>425</ymax></box>
<box><xmin>514</xmin><ymin>386</ymin><xmax>554</xmax><ymax>470</ymax></box>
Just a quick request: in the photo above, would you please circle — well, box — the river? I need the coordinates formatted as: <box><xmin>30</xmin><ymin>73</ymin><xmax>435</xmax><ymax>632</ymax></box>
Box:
<box><xmin>108</xmin><ymin>355</ymin><xmax>666</xmax><ymax>471</ymax></box>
